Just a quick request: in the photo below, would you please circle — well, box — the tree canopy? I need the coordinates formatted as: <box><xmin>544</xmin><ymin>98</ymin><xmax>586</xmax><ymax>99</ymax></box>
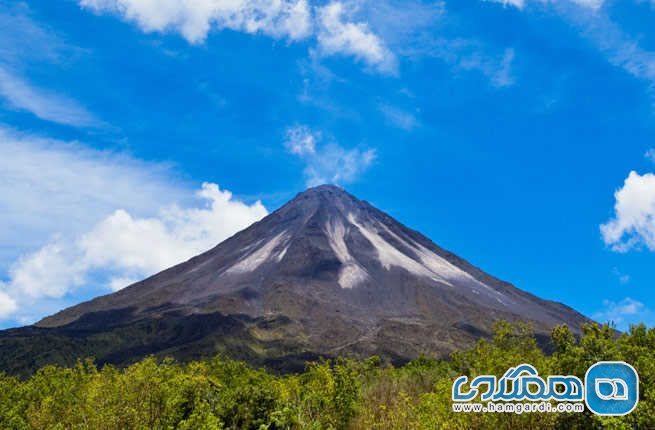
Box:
<box><xmin>1</xmin><ymin>321</ymin><xmax>653</xmax><ymax>429</ymax></box>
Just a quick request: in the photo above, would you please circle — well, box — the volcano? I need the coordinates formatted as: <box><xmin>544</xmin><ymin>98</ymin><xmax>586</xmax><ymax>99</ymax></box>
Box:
<box><xmin>0</xmin><ymin>185</ymin><xmax>589</xmax><ymax>375</ymax></box>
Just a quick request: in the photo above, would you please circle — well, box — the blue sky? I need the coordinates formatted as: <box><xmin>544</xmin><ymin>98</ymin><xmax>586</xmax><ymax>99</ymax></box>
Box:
<box><xmin>1</xmin><ymin>0</ymin><xmax>655</xmax><ymax>330</ymax></box>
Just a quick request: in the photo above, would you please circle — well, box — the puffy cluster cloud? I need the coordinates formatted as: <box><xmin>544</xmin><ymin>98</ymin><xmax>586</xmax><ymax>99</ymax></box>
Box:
<box><xmin>0</xmin><ymin>127</ymin><xmax>185</xmax><ymax>265</ymax></box>
<box><xmin>285</xmin><ymin>125</ymin><xmax>376</xmax><ymax>186</ymax></box>
<box><xmin>79</xmin><ymin>0</ymin><xmax>395</xmax><ymax>73</ymax></box>
<box><xmin>0</xmin><ymin>292</ymin><xmax>17</xmax><ymax>319</ymax></box>
<box><xmin>316</xmin><ymin>2</ymin><xmax>395</xmax><ymax>73</ymax></box>
<box><xmin>600</xmin><ymin>171</ymin><xmax>655</xmax><ymax>252</ymax></box>
<box><xmin>80</xmin><ymin>0</ymin><xmax>313</xmax><ymax>43</ymax></box>
<box><xmin>2</xmin><ymin>183</ymin><xmax>267</xmax><ymax>321</ymax></box>
<box><xmin>0</xmin><ymin>127</ymin><xmax>268</xmax><ymax>323</ymax></box>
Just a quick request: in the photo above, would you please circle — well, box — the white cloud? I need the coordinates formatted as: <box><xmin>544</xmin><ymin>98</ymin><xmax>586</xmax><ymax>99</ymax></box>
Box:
<box><xmin>285</xmin><ymin>125</ymin><xmax>376</xmax><ymax>186</ymax></box>
<box><xmin>107</xmin><ymin>276</ymin><xmax>140</xmax><ymax>292</ymax></box>
<box><xmin>9</xmin><ymin>242</ymin><xmax>86</xmax><ymax>300</ymax></box>
<box><xmin>2</xmin><ymin>182</ymin><xmax>267</xmax><ymax>321</ymax></box>
<box><xmin>0</xmin><ymin>126</ymin><xmax>271</xmax><ymax>323</ymax></box>
<box><xmin>576</xmin><ymin>0</ymin><xmax>603</xmax><ymax>8</ymax></box>
<box><xmin>80</xmin><ymin>183</ymin><xmax>267</xmax><ymax>278</ymax></box>
<box><xmin>316</xmin><ymin>2</ymin><xmax>396</xmax><ymax>73</ymax></box>
<box><xmin>79</xmin><ymin>0</ymin><xmax>313</xmax><ymax>44</ymax></box>
<box><xmin>593</xmin><ymin>298</ymin><xmax>651</xmax><ymax>329</ymax></box>
<box><xmin>486</xmin><ymin>0</ymin><xmax>525</xmax><ymax>8</ymax></box>
<box><xmin>0</xmin><ymin>291</ymin><xmax>17</xmax><ymax>319</ymax></box>
<box><xmin>0</xmin><ymin>127</ymin><xmax>186</xmax><ymax>269</ymax></box>
<box><xmin>0</xmin><ymin>67</ymin><xmax>99</xmax><ymax>127</ymax></box>
<box><xmin>79</xmin><ymin>0</ymin><xmax>396</xmax><ymax>73</ymax></box>
<box><xmin>485</xmin><ymin>0</ymin><xmax>603</xmax><ymax>10</ymax></box>
<box><xmin>305</xmin><ymin>145</ymin><xmax>376</xmax><ymax>186</ymax></box>
<box><xmin>378</xmin><ymin>103</ymin><xmax>419</xmax><ymax>130</ymax></box>
<box><xmin>600</xmin><ymin>171</ymin><xmax>655</xmax><ymax>252</ymax></box>
<box><xmin>285</xmin><ymin>125</ymin><xmax>317</xmax><ymax>155</ymax></box>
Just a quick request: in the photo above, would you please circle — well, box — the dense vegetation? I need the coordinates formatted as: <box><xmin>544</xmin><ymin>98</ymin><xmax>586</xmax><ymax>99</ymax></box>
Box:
<box><xmin>0</xmin><ymin>321</ymin><xmax>653</xmax><ymax>429</ymax></box>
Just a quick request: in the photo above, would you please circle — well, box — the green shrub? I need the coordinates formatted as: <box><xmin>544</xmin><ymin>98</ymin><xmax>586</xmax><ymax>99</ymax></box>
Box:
<box><xmin>1</xmin><ymin>322</ymin><xmax>653</xmax><ymax>429</ymax></box>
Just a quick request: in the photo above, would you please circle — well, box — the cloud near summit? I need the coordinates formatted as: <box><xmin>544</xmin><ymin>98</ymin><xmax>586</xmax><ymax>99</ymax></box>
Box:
<box><xmin>0</xmin><ymin>183</ymin><xmax>267</xmax><ymax>322</ymax></box>
<box><xmin>0</xmin><ymin>128</ymin><xmax>269</xmax><ymax>323</ymax></box>
<box><xmin>285</xmin><ymin>125</ymin><xmax>376</xmax><ymax>187</ymax></box>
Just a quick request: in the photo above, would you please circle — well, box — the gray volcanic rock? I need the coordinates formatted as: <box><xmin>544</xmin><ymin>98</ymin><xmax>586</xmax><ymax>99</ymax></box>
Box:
<box><xmin>0</xmin><ymin>185</ymin><xmax>590</xmax><ymax>374</ymax></box>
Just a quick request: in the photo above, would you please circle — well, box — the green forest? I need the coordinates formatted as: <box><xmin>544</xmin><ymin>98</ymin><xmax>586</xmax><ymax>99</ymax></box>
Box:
<box><xmin>0</xmin><ymin>321</ymin><xmax>653</xmax><ymax>429</ymax></box>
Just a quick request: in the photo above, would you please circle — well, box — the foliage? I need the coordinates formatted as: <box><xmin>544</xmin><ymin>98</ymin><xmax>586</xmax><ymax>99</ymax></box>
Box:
<box><xmin>1</xmin><ymin>322</ymin><xmax>654</xmax><ymax>429</ymax></box>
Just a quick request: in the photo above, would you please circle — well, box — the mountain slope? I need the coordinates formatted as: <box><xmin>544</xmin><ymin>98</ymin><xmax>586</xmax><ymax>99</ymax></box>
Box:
<box><xmin>0</xmin><ymin>185</ymin><xmax>590</xmax><ymax>375</ymax></box>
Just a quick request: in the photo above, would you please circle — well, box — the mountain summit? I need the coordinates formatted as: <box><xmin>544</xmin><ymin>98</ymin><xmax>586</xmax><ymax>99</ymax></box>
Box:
<box><xmin>0</xmin><ymin>185</ymin><xmax>589</xmax><ymax>374</ymax></box>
